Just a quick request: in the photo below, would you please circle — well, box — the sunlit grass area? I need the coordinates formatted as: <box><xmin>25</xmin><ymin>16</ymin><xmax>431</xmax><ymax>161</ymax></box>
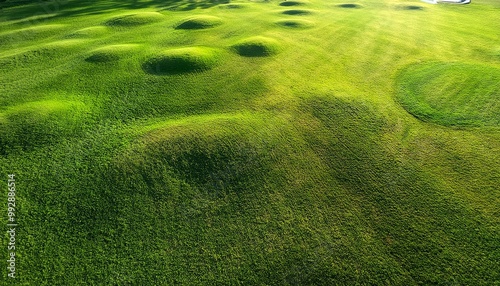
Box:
<box><xmin>0</xmin><ymin>0</ymin><xmax>499</xmax><ymax>284</ymax></box>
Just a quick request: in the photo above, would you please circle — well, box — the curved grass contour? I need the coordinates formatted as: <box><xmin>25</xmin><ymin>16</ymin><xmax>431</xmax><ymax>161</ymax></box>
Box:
<box><xmin>143</xmin><ymin>47</ymin><xmax>222</xmax><ymax>75</ymax></box>
<box><xmin>396</xmin><ymin>62</ymin><xmax>500</xmax><ymax>127</ymax></box>
<box><xmin>175</xmin><ymin>16</ymin><xmax>223</xmax><ymax>30</ymax></box>
<box><xmin>282</xmin><ymin>9</ymin><xmax>314</xmax><ymax>15</ymax></box>
<box><xmin>85</xmin><ymin>44</ymin><xmax>140</xmax><ymax>63</ymax></box>
<box><xmin>105</xmin><ymin>12</ymin><xmax>165</xmax><ymax>27</ymax></box>
<box><xmin>232</xmin><ymin>36</ymin><xmax>281</xmax><ymax>57</ymax></box>
<box><xmin>0</xmin><ymin>100</ymin><xmax>90</xmax><ymax>152</ymax></box>
<box><xmin>275</xmin><ymin>19</ymin><xmax>314</xmax><ymax>28</ymax></box>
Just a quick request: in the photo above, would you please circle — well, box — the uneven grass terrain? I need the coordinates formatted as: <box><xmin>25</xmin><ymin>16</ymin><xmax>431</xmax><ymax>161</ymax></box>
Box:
<box><xmin>0</xmin><ymin>0</ymin><xmax>499</xmax><ymax>284</ymax></box>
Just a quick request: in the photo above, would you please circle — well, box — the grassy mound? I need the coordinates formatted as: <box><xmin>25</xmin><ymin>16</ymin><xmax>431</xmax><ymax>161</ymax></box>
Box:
<box><xmin>396</xmin><ymin>62</ymin><xmax>500</xmax><ymax>127</ymax></box>
<box><xmin>143</xmin><ymin>47</ymin><xmax>221</xmax><ymax>75</ymax></box>
<box><xmin>282</xmin><ymin>9</ymin><xmax>313</xmax><ymax>15</ymax></box>
<box><xmin>175</xmin><ymin>16</ymin><xmax>223</xmax><ymax>30</ymax></box>
<box><xmin>44</xmin><ymin>39</ymin><xmax>88</xmax><ymax>49</ymax></box>
<box><xmin>232</xmin><ymin>36</ymin><xmax>281</xmax><ymax>57</ymax></box>
<box><xmin>400</xmin><ymin>5</ymin><xmax>424</xmax><ymax>10</ymax></box>
<box><xmin>219</xmin><ymin>3</ymin><xmax>248</xmax><ymax>9</ymax></box>
<box><xmin>85</xmin><ymin>44</ymin><xmax>139</xmax><ymax>63</ymax></box>
<box><xmin>0</xmin><ymin>24</ymin><xmax>66</xmax><ymax>46</ymax></box>
<box><xmin>279</xmin><ymin>1</ymin><xmax>308</xmax><ymax>6</ymax></box>
<box><xmin>275</xmin><ymin>19</ymin><xmax>314</xmax><ymax>29</ymax></box>
<box><xmin>65</xmin><ymin>26</ymin><xmax>108</xmax><ymax>38</ymax></box>
<box><xmin>0</xmin><ymin>100</ymin><xmax>90</xmax><ymax>153</ymax></box>
<box><xmin>105</xmin><ymin>12</ymin><xmax>165</xmax><ymax>27</ymax></box>
<box><xmin>120</xmin><ymin>114</ymin><xmax>276</xmax><ymax>195</ymax></box>
<box><xmin>337</xmin><ymin>3</ymin><xmax>362</xmax><ymax>8</ymax></box>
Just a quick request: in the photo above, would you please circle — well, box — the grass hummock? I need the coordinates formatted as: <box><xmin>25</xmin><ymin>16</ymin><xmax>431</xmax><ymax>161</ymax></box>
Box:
<box><xmin>175</xmin><ymin>16</ymin><xmax>223</xmax><ymax>30</ymax></box>
<box><xmin>0</xmin><ymin>0</ymin><xmax>499</xmax><ymax>285</ymax></box>
<box><xmin>279</xmin><ymin>0</ymin><xmax>308</xmax><ymax>6</ymax></box>
<box><xmin>337</xmin><ymin>3</ymin><xmax>362</xmax><ymax>8</ymax></box>
<box><xmin>105</xmin><ymin>12</ymin><xmax>165</xmax><ymax>27</ymax></box>
<box><xmin>396</xmin><ymin>62</ymin><xmax>500</xmax><ymax>127</ymax></box>
<box><xmin>85</xmin><ymin>44</ymin><xmax>140</xmax><ymax>63</ymax></box>
<box><xmin>282</xmin><ymin>9</ymin><xmax>314</xmax><ymax>15</ymax></box>
<box><xmin>275</xmin><ymin>19</ymin><xmax>314</xmax><ymax>28</ymax></box>
<box><xmin>143</xmin><ymin>47</ymin><xmax>221</xmax><ymax>74</ymax></box>
<box><xmin>232</xmin><ymin>36</ymin><xmax>281</xmax><ymax>57</ymax></box>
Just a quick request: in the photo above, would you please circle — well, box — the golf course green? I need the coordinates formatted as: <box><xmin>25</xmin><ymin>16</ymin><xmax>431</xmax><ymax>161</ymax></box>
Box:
<box><xmin>0</xmin><ymin>0</ymin><xmax>499</xmax><ymax>284</ymax></box>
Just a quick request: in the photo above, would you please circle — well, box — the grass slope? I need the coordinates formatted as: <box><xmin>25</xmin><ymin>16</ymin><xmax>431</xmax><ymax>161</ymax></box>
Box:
<box><xmin>0</xmin><ymin>0</ymin><xmax>499</xmax><ymax>284</ymax></box>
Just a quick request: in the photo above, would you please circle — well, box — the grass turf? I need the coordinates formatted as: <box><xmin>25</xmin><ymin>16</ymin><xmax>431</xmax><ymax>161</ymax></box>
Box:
<box><xmin>0</xmin><ymin>0</ymin><xmax>499</xmax><ymax>284</ymax></box>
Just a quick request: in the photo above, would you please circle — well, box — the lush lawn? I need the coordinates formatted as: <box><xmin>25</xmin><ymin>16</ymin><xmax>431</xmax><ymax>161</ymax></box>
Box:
<box><xmin>1</xmin><ymin>0</ymin><xmax>499</xmax><ymax>284</ymax></box>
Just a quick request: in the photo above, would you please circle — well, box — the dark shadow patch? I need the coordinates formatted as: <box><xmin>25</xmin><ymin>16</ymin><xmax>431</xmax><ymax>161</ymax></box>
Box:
<box><xmin>401</xmin><ymin>5</ymin><xmax>424</xmax><ymax>10</ymax></box>
<box><xmin>104</xmin><ymin>12</ymin><xmax>165</xmax><ymax>27</ymax></box>
<box><xmin>282</xmin><ymin>9</ymin><xmax>312</xmax><ymax>15</ymax></box>
<box><xmin>175</xmin><ymin>16</ymin><xmax>222</xmax><ymax>30</ymax></box>
<box><xmin>337</xmin><ymin>3</ymin><xmax>362</xmax><ymax>8</ymax></box>
<box><xmin>219</xmin><ymin>3</ymin><xmax>247</xmax><ymax>8</ymax></box>
<box><xmin>279</xmin><ymin>1</ymin><xmax>307</xmax><ymax>6</ymax></box>
<box><xmin>275</xmin><ymin>19</ymin><xmax>314</xmax><ymax>29</ymax></box>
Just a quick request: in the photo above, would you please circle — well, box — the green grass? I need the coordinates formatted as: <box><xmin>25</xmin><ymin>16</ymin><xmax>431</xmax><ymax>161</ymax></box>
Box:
<box><xmin>86</xmin><ymin>44</ymin><xmax>141</xmax><ymax>63</ymax></box>
<box><xmin>143</xmin><ymin>47</ymin><xmax>223</xmax><ymax>74</ymax></box>
<box><xmin>281</xmin><ymin>8</ymin><xmax>314</xmax><ymax>15</ymax></box>
<box><xmin>175</xmin><ymin>15</ymin><xmax>223</xmax><ymax>29</ymax></box>
<box><xmin>275</xmin><ymin>18</ymin><xmax>315</xmax><ymax>28</ymax></box>
<box><xmin>104</xmin><ymin>12</ymin><xmax>166</xmax><ymax>27</ymax></box>
<box><xmin>0</xmin><ymin>0</ymin><xmax>499</xmax><ymax>284</ymax></box>
<box><xmin>397</xmin><ymin>62</ymin><xmax>500</xmax><ymax>127</ymax></box>
<box><xmin>232</xmin><ymin>36</ymin><xmax>282</xmax><ymax>57</ymax></box>
<box><xmin>279</xmin><ymin>0</ymin><xmax>309</xmax><ymax>7</ymax></box>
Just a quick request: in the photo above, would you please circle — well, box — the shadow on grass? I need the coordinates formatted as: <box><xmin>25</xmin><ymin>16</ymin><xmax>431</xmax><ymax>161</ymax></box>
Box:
<box><xmin>337</xmin><ymin>3</ymin><xmax>362</xmax><ymax>8</ymax></box>
<box><xmin>400</xmin><ymin>5</ymin><xmax>424</xmax><ymax>10</ymax></box>
<box><xmin>0</xmin><ymin>0</ymin><xmax>229</xmax><ymax>22</ymax></box>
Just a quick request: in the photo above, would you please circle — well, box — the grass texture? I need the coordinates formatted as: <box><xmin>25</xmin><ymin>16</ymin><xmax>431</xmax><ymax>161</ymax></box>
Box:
<box><xmin>0</xmin><ymin>0</ymin><xmax>499</xmax><ymax>284</ymax></box>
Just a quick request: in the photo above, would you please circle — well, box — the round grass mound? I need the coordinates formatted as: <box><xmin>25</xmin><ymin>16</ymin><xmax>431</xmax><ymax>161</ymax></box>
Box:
<box><xmin>275</xmin><ymin>19</ymin><xmax>314</xmax><ymax>29</ymax></box>
<box><xmin>85</xmin><ymin>44</ymin><xmax>140</xmax><ymax>63</ymax></box>
<box><xmin>143</xmin><ymin>47</ymin><xmax>221</xmax><ymax>75</ymax></box>
<box><xmin>337</xmin><ymin>3</ymin><xmax>362</xmax><ymax>8</ymax></box>
<box><xmin>219</xmin><ymin>3</ymin><xmax>248</xmax><ymax>9</ymax></box>
<box><xmin>0</xmin><ymin>100</ymin><xmax>90</xmax><ymax>153</ymax></box>
<box><xmin>400</xmin><ymin>5</ymin><xmax>424</xmax><ymax>10</ymax></box>
<box><xmin>282</xmin><ymin>9</ymin><xmax>313</xmax><ymax>15</ymax></box>
<box><xmin>175</xmin><ymin>16</ymin><xmax>223</xmax><ymax>30</ymax></box>
<box><xmin>66</xmin><ymin>26</ymin><xmax>108</xmax><ymax>38</ymax></box>
<box><xmin>279</xmin><ymin>1</ymin><xmax>308</xmax><ymax>6</ymax></box>
<box><xmin>105</xmin><ymin>12</ymin><xmax>165</xmax><ymax>27</ymax></box>
<box><xmin>396</xmin><ymin>62</ymin><xmax>500</xmax><ymax>127</ymax></box>
<box><xmin>232</xmin><ymin>36</ymin><xmax>281</xmax><ymax>57</ymax></box>
<box><xmin>119</xmin><ymin>114</ymin><xmax>276</xmax><ymax>195</ymax></box>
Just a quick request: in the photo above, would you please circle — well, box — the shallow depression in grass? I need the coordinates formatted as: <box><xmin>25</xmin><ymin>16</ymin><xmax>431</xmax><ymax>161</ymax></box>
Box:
<box><xmin>143</xmin><ymin>47</ymin><xmax>222</xmax><ymax>75</ymax></box>
<box><xmin>396</xmin><ymin>62</ymin><xmax>500</xmax><ymax>127</ymax></box>
<box><xmin>105</xmin><ymin>12</ymin><xmax>165</xmax><ymax>27</ymax></box>
<box><xmin>232</xmin><ymin>36</ymin><xmax>281</xmax><ymax>57</ymax></box>
<box><xmin>175</xmin><ymin>16</ymin><xmax>223</xmax><ymax>30</ymax></box>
